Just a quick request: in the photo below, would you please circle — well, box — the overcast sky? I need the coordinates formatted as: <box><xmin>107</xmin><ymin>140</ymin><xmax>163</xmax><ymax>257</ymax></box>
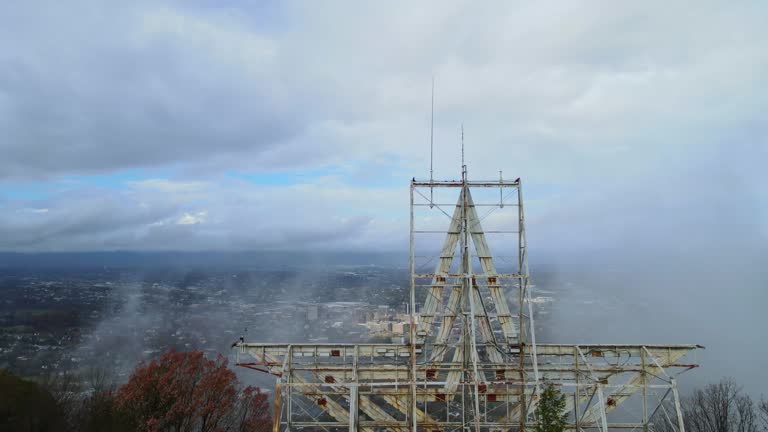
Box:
<box><xmin>0</xmin><ymin>1</ymin><xmax>766</xmax><ymax>261</ymax></box>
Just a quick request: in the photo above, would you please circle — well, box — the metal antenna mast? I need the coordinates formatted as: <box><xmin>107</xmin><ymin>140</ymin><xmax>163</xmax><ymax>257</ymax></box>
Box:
<box><xmin>461</xmin><ymin>123</ymin><xmax>465</xmax><ymax>168</ymax></box>
<box><xmin>430</xmin><ymin>77</ymin><xmax>435</xmax><ymax>208</ymax></box>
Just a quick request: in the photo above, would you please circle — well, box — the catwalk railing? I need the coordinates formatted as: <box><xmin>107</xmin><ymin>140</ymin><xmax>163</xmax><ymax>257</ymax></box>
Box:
<box><xmin>235</xmin><ymin>342</ymin><xmax>700</xmax><ymax>432</ymax></box>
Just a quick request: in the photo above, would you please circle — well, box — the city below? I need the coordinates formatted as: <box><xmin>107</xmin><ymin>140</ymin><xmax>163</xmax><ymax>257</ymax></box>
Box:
<box><xmin>0</xmin><ymin>262</ymin><xmax>558</xmax><ymax>386</ymax></box>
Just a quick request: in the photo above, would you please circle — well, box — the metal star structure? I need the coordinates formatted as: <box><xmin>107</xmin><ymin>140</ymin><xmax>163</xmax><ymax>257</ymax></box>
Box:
<box><xmin>235</xmin><ymin>167</ymin><xmax>701</xmax><ymax>432</ymax></box>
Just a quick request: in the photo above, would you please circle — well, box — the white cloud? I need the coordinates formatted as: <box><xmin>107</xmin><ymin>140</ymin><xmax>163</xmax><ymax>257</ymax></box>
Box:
<box><xmin>176</xmin><ymin>210</ymin><xmax>207</xmax><ymax>225</ymax></box>
<box><xmin>127</xmin><ymin>179</ymin><xmax>207</xmax><ymax>193</ymax></box>
<box><xmin>0</xmin><ymin>1</ymin><xmax>765</xmax><ymax>254</ymax></box>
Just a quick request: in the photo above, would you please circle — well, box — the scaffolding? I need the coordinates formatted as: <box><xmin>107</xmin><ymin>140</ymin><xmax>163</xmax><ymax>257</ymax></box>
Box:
<box><xmin>235</xmin><ymin>166</ymin><xmax>701</xmax><ymax>432</ymax></box>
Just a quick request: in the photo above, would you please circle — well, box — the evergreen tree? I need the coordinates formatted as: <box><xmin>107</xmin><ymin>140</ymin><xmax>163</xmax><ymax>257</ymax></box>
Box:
<box><xmin>536</xmin><ymin>383</ymin><xmax>568</xmax><ymax>432</ymax></box>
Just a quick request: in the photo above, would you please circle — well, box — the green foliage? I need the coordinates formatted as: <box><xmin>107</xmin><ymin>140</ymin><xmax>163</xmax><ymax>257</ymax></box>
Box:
<box><xmin>536</xmin><ymin>383</ymin><xmax>568</xmax><ymax>432</ymax></box>
<box><xmin>0</xmin><ymin>369</ymin><xmax>64</xmax><ymax>432</ymax></box>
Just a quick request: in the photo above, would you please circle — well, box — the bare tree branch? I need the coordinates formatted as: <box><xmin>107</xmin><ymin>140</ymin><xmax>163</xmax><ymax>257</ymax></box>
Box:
<box><xmin>652</xmin><ymin>378</ymin><xmax>758</xmax><ymax>432</ymax></box>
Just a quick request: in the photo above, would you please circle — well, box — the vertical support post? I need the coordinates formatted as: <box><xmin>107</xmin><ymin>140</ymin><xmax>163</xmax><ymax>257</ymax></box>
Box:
<box><xmin>461</xmin><ymin>167</ymin><xmax>482</xmax><ymax>432</ymax></box>
<box><xmin>517</xmin><ymin>183</ymin><xmax>524</xmax><ymax>342</ymax></box>
<box><xmin>519</xmin><ymin>180</ymin><xmax>541</xmax><ymax>419</ymax></box>
<box><xmin>410</xmin><ymin>178</ymin><xmax>417</xmax><ymax>432</ymax></box>
<box><xmin>519</xmin><ymin>337</ymin><xmax>527</xmax><ymax>429</ymax></box>
<box><xmin>517</xmin><ymin>181</ymin><xmax>527</xmax><ymax>432</ymax></box>
<box><xmin>467</xmin><ymin>269</ymin><xmax>483</xmax><ymax>432</ymax></box>
<box><xmin>596</xmin><ymin>384</ymin><xmax>609</xmax><ymax>432</ymax></box>
<box><xmin>349</xmin><ymin>345</ymin><xmax>359</xmax><ymax>432</ymax></box>
<box><xmin>349</xmin><ymin>384</ymin><xmax>358</xmax><ymax>432</ymax></box>
<box><xmin>286</xmin><ymin>345</ymin><xmax>292</xmax><ymax>432</ymax></box>
<box><xmin>671</xmin><ymin>378</ymin><xmax>686</xmax><ymax>432</ymax></box>
<box><xmin>642</xmin><ymin>348</ymin><xmax>648</xmax><ymax>432</ymax></box>
<box><xmin>273</xmin><ymin>381</ymin><xmax>282</xmax><ymax>432</ymax></box>
<box><xmin>574</xmin><ymin>348</ymin><xmax>580</xmax><ymax>432</ymax></box>
<box><xmin>499</xmin><ymin>171</ymin><xmax>504</xmax><ymax>208</ymax></box>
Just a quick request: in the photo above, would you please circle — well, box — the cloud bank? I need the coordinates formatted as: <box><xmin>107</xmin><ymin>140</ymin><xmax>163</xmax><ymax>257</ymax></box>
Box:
<box><xmin>0</xmin><ymin>0</ymin><xmax>765</xmax><ymax>256</ymax></box>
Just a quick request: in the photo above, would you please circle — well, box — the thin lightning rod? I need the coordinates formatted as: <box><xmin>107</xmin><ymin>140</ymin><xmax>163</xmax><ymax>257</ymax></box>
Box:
<box><xmin>430</xmin><ymin>77</ymin><xmax>434</xmax><ymax>182</ymax></box>
<box><xmin>461</xmin><ymin>123</ymin><xmax>465</xmax><ymax>168</ymax></box>
<box><xmin>430</xmin><ymin>77</ymin><xmax>434</xmax><ymax>208</ymax></box>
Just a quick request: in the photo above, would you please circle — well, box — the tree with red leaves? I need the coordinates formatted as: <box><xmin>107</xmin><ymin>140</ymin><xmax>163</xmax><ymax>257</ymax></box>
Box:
<box><xmin>117</xmin><ymin>350</ymin><xmax>270</xmax><ymax>432</ymax></box>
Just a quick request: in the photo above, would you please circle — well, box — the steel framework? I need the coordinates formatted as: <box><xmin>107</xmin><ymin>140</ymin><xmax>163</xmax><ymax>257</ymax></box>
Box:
<box><xmin>235</xmin><ymin>167</ymin><xmax>701</xmax><ymax>432</ymax></box>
